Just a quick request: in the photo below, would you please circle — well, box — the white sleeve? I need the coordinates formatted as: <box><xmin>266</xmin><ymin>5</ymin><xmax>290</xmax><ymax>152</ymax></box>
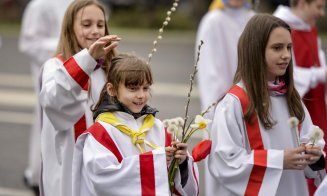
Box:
<box><xmin>208</xmin><ymin>95</ymin><xmax>283</xmax><ymax>195</ymax></box>
<box><xmin>19</xmin><ymin>2</ymin><xmax>58</xmax><ymax>64</ymax></box>
<box><xmin>315</xmin><ymin>176</ymin><xmax>327</xmax><ymax>196</ymax></box>
<box><xmin>292</xmin><ymin>42</ymin><xmax>326</xmax><ymax>97</ymax></box>
<box><xmin>40</xmin><ymin>49</ymin><xmax>97</xmax><ymax>130</ymax></box>
<box><xmin>299</xmin><ymin>105</ymin><xmax>326</xmax><ymax>182</ymax></box>
<box><xmin>173</xmin><ymin>156</ymin><xmax>199</xmax><ymax>196</ymax></box>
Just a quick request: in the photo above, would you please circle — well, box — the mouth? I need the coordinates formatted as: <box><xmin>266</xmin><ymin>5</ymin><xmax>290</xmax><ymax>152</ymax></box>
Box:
<box><xmin>86</xmin><ymin>38</ymin><xmax>99</xmax><ymax>42</ymax></box>
<box><xmin>133</xmin><ymin>101</ymin><xmax>144</xmax><ymax>106</ymax></box>
<box><xmin>277</xmin><ymin>62</ymin><xmax>288</xmax><ymax>69</ymax></box>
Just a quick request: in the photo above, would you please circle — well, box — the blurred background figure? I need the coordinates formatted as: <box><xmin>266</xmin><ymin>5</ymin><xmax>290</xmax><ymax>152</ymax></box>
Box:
<box><xmin>195</xmin><ymin>0</ymin><xmax>255</xmax><ymax>119</ymax></box>
<box><xmin>18</xmin><ymin>0</ymin><xmax>73</xmax><ymax>194</ymax></box>
<box><xmin>195</xmin><ymin>0</ymin><xmax>255</xmax><ymax>195</ymax></box>
<box><xmin>273</xmin><ymin>0</ymin><xmax>327</xmax><ymax>195</ymax></box>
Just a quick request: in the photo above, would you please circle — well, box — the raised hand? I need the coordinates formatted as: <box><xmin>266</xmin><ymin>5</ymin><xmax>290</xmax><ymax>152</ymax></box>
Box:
<box><xmin>284</xmin><ymin>145</ymin><xmax>311</xmax><ymax>170</ymax></box>
<box><xmin>88</xmin><ymin>35</ymin><xmax>121</xmax><ymax>59</ymax></box>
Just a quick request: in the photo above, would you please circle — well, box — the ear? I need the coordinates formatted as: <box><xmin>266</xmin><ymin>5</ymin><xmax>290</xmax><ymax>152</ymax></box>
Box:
<box><xmin>106</xmin><ymin>83</ymin><xmax>116</xmax><ymax>96</ymax></box>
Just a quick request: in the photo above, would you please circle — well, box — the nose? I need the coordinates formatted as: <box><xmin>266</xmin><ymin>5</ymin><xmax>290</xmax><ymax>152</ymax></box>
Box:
<box><xmin>91</xmin><ymin>25</ymin><xmax>100</xmax><ymax>35</ymax></box>
<box><xmin>136</xmin><ymin>89</ymin><xmax>145</xmax><ymax>99</ymax></box>
<box><xmin>282</xmin><ymin>48</ymin><xmax>291</xmax><ymax>60</ymax></box>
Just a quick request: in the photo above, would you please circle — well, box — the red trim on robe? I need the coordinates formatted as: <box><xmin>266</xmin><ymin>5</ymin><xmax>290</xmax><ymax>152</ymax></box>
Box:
<box><xmin>228</xmin><ymin>85</ymin><xmax>267</xmax><ymax>196</ymax></box>
<box><xmin>74</xmin><ymin>114</ymin><xmax>87</xmax><ymax>142</ymax></box>
<box><xmin>192</xmin><ymin>162</ymin><xmax>200</xmax><ymax>196</ymax></box>
<box><xmin>140</xmin><ymin>151</ymin><xmax>156</xmax><ymax>196</ymax></box>
<box><xmin>63</xmin><ymin>57</ymin><xmax>89</xmax><ymax>91</ymax></box>
<box><xmin>165</xmin><ymin>127</ymin><xmax>172</xmax><ymax>147</ymax></box>
<box><xmin>86</xmin><ymin>122</ymin><xmax>123</xmax><ymax>163</ymax></box>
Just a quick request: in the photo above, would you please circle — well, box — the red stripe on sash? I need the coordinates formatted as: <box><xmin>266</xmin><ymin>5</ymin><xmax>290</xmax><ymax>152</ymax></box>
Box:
<box><xmin>165</xmin><ymin>127</ymin><xmax>172</xmax><ymax>147</ymax></box>
<box><xmin>74</xmin><ymin>114</ymin><xmax>87</xmax><ymax>142</ymax></box>
<box><xmin>228</xmin><ymin>85</ymin><xmax>264</xmax><ymax>149</ymax></box>
<box><xmin>140</xmin><ymin>151</ymin><xmax>156</xmax><ymax>196</ymax></box>
<box><xmin>87</xmin><ymin>122</ymin><xmax>123</xmax><ymax>163</ymax></box>
<box><xmin>63</xmin><ymin>57</ymin><xmax>89</xmax><ymax>91</ymax></box>
<box><xmin>245</xmin><ymin>150</ymin><xmax>267</xmax><ymax>196</ymax></box>
<box><xmin>192</xmin><ymin>162</ymin><xmax>200</xmax><ymax>196</ymax></box>
<box><xmin>228</xmin><ymin>85</ymin><xmax>267</xmax><ymax>195</ymax></box>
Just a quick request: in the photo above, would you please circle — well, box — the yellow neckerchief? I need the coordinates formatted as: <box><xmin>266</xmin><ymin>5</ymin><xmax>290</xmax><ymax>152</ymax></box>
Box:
<box><xmin>209</xmin><ymin>0</ymin><xmax>224</xmax><ymax>10</ymax></box>
<box><xmin>96</xmin><ymin>112</ymin><xmax>159</xmax><ymax>153</ymax></box>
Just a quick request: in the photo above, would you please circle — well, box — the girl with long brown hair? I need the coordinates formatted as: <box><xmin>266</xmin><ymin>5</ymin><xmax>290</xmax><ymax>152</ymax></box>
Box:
<box><xmin>207</xmin><ymin>14</ymin><xmax>325</xmax><ymax>196</ymax></box>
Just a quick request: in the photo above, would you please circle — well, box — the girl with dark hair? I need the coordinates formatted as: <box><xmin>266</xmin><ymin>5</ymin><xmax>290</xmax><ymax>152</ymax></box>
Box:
<box><xmin>72</xmin><ymin>53</ymin><xmax>199</xmax><ymax>195</ymax></box>
<box><xmin>207</xmin><ymin>14</ymin><xmax>325</xmax><ymax>196</ymax></box>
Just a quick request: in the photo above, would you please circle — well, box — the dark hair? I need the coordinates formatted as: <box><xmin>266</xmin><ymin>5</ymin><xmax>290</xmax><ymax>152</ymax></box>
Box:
<box><xmin>234</xmin><ymin>14</ymin><xmax>304</xmax><ymax>129</ymax></box>
<box><xmin>92</xmin><ymin>53</ymin><xmax>153</xmax><ymax>113</ymax></box>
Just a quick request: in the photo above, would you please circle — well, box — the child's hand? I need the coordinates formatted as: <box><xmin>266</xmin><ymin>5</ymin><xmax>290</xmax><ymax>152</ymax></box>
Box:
<box><xmin>89</xmin><ymin>35</ymin><xmax>120</xmax><ymax>59</ymax></box>
<box><xmin>165</xmin><ymin>146</ymin><xmax>176</xmax><ymax>166</ymax></box>
<box><xmin>284</xmin><ymin>145</ymin><xmax>311</xmax><ymax>170</ymax></box>
<box><xmin>305</xmin><ymin>144</ymin><xmax>323</xmax><ymax>165</ymax></box>
<box><xmin>172</xmin><ymin>141</ymin><xmax>188</xmax><ymax>164</ymax></box>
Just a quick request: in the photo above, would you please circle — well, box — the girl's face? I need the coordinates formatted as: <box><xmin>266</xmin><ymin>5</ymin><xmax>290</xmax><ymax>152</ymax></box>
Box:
<box><xmin>74</xmin><ymin>5</ymin><xmax>106</xmax><ymax>49</ymax></box>
<box><xmin>227</xmin><ymin>0</ymin><xmax>247</xmax><ymax>8</ymax></box>
<box><xmin>108</xmin><ymin>82</ymin><xmax>151</xmax><ymax>113</ymax></box>
<box><xmin>265</xmin><ymin>27</ymin><xmax>292</xmax><ymax>81</ymax></box>
<box><xmin>303</xmin><ymin>0</ymin><xmax>326</xmax><ymax>25</ymax></box>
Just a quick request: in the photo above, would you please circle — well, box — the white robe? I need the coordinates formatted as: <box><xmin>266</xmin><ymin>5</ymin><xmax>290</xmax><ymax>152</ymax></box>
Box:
<box><xmin>195</xmin><ymin>7</ymin><xmax>255</xmax><ymax>118</ymax></box>
<box><xmin>40</xmin><ymin>49</ymin><xmax>105</xmax><ymax>196</ymax></box>
<box><xmin>208</xmin><ymin>84</ymin><xmax>325</xmax><ymax>196</ymax></box>
<box><xmin>315</xmin><ymin>176</ymin><xmax>327</xmax><ymax>196</ymax></box>
<box><xmin>273</xmin><ymin>5</ymin><xmax>327</xmax><ymax>97</ymax></box>
<box><xmin>73</xmin><ymin>112</ymin><xmax>199</xmax><ymax>196</ymax></box>
<box><xmin>18</xmin><ymin>0</ymin><xmax>73</xmax><ymax>187</ymax></box>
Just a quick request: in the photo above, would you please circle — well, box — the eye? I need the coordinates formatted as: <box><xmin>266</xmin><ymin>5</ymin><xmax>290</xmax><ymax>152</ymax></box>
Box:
<box><xmin>143</xmin><ymin>86</ymin><xmax>150</xmax><ymax>91</ymax></box>
<box><xmin>272</xmin><ymin>45</ymin><xmax>282</xmax><ymax>51</ymax></box>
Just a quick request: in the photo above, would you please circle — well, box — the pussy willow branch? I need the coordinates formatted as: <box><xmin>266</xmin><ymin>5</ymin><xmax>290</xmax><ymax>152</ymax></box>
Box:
<box><xmin>181</xmin><ymin>40</ymin><xmax>203</xmax><ymax>141</ymax></box>
<box><xmin>147</xmin><ymin>0</ymin><xmax>179</xmax><ymax>64</ymax></box>
<box><xmin>201</xmin><ymin>101</ymin><xmax>218</xmax><ymax>116</ymax></box>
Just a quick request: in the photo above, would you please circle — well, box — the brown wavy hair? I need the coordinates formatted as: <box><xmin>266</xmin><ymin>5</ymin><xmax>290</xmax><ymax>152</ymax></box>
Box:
<box><xmin>233</xmin><ymin>14</ymin><xmax>304</xmax><ymax>129</ymax></box>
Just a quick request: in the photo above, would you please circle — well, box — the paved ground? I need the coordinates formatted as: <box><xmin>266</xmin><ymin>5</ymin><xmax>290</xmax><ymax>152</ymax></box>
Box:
<box><xmin>0</xmin><ymin>28</ymin><xmax>208</xmax><ymax>196</ymax></box>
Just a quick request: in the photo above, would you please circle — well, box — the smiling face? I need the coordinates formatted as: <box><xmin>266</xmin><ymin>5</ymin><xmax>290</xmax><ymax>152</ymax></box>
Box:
<box><xmin>265</xmin><ymin>27</ymin><xmax>292</xmax><ymax>81</ymax></box>
<box><xmin>107</xmin><ymin>82</ymin><xmax>151</xmax><ymax>113</ymax></box>
<box><xmin>73</xmin><ymin>4</ymin><xmax>105</xmax><ymax>49</ymax></box>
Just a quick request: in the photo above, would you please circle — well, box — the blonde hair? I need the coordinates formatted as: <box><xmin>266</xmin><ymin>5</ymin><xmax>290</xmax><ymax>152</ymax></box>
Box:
<box><xmin>56</xmin><ymin>0</ymin><xmax>116</xmax><ymax>72</ymax></box>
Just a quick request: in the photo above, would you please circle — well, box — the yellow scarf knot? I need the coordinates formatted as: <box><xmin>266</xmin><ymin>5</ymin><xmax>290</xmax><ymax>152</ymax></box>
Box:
<box><xmin>96</xmin><ymin>112</ymin><xmax>159</xmax><ymax>153</ymax></box>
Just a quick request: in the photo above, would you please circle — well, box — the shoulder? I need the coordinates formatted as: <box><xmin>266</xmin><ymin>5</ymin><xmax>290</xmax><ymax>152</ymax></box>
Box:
<box><xmin>199</xmin><ymin>10</ymin><xmax>225</xmax><ymax>25</ymax></box>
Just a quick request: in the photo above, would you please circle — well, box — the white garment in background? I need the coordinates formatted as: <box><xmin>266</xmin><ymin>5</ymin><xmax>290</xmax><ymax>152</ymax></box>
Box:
<box><xmin>195</xmin><ymin>7</ymin><xmax>255</xmax><ymax>118</ymax></box>
<box><xmin>273</xmin><ymin>5</ymin><xmax>327</xmax><ymax>97</ymax></box>
<box><xmin>208</xmin><ymin>83</ymin><xmax>325</xmax><ymax>196</ymax></box>
<box><xmin>18</xmin><ymin>0</ymin><xmax>72</xmax><ymax>187</ymax></box>
<box><xmin>73</xmin><ymin>112</ymin><xmax>199</xmax><ymax>196</ymax></box>
<box><xmin>195</xmin><ymin>7</ymin><xmax>254</xmax><ymax>196</ymax></box>
<box><xmin>40</xmin><ymin>49</ymin><xmax>105</xmax><ymax>196</ymax></box>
